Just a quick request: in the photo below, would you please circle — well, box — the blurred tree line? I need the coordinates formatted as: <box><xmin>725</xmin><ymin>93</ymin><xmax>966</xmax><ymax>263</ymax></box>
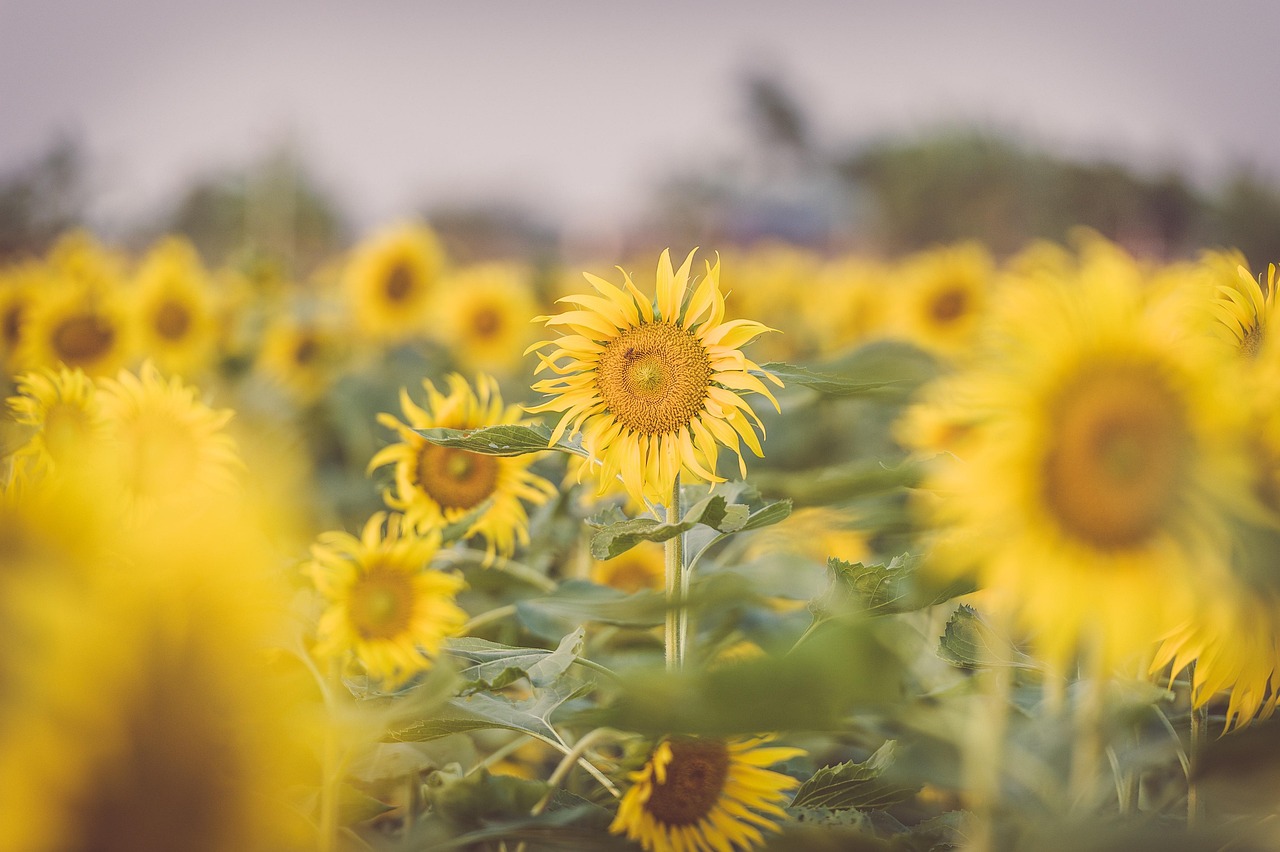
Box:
<box><xmin>1</xmin><ymin>75</ymin><xmax>1278</xmax><ymax>267</ymax></box>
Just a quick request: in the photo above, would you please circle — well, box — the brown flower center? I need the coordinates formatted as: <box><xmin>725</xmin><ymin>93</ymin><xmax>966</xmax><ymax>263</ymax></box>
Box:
<box><xmin>596</xmin><ymin>323</ymin><xmax>711</xmax><ymax>436</ymax></box>
<box><xmin>930</xmin><ymin>286</ymin><xmax>969</xmax><ymax>324</ymax></box>
<box><xmin>2</xmin><ymin>302</ymin><xmax>25</xmax><ymax>348</ymax></box>
<box><xmin>384</xmin><ymin>261</ymin><xmax>416</xmax><ymax>303</ymax></box>
<box><xmin>1042</xmin><ymin>366</ymin><xmax>1190</xmax><ymax>550</ymax></box>
<box><xmin>293</xmin><ymin>335</ymin><xmax>318</xmax><ymax>366</ymax></box>
<box><xmin>415</xmin><ymin>443</ymin><xmax>498</xmax><ymax>511</ymax></box>
<box><xmin>52</xmin><ymin>313</ymin><xmax>115</xmax><ymax>365</ymax></box>
<box><xmin>1241</xmin><ymin>322</ymin><xmax>1265</xmax><ymax>358</ymax></box>
<box><xmin>348</xmin><ymin>564</ymin><xmax>416</xmax><ymax>640</ymax></box>
<box><xmin>645</xmin><ymin>739</ymin><xmax>730</xmax><ymax>827</ymax></box>
<box><xmin>471</xmin><ymin>305</ymin><xmax>503</xmax><ymax>339</ymax></box>
<box><xmin>153</xmin><ymin>300</ymin><xmax>192</xmax><ymax>341</ymax></box>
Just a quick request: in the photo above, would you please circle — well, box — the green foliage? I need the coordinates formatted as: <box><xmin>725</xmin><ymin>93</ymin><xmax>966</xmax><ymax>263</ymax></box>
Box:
<box><xmin>937</xmin><ymin>605</ymin><xmax>1039</xmax><ymax>671</ymax></box>
<box><xmin>792</xmin><ymin>740</ymin><xmax>919</xmax><ymax>810</ymax></box>
<box><xmin>450</xmin><ymin>627</ymin><xmax>587</xmax><ymax>693</ymax></box>
<box><xmin>415</xmin><ymin>423</ymin><xmax>576</xmax><ymax>457</ymax></box>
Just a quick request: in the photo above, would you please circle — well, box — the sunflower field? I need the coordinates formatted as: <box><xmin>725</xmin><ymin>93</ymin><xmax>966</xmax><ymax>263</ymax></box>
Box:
<box><xmin>5</xmin><ymin>221</ymin><xmax>1280</xmax><ymax>852</ymax></box>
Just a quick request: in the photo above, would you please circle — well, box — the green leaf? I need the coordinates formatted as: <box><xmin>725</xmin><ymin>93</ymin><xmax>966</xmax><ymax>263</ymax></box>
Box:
<box><xmin>388</xmin><ymin>679</ymin><xmax>592</xmax><ymax>745</ymax></box>
<box><xmin>448</xmin><ymin>627</ymin><xmax>586</xmax><ymax>693</ymax></box>
<box><xmin>791</xmin><ymin>740</ymin><xmax>919</xmax><ymax>810</ymax></box>
<box><xmin>427</xmin><ymin>767</ymin><xmax>549</xmax><ymax>829</ymax></box>
<box><xmin>738</xmin><ymin>497</ymin><xmax>793</xmax><ymax>532</ymax></box>
<box><xmin>813</xmin><ymin>555</ymin><xmax>967</xmax><ymax>619</ymax></box>
<box><xmin>759</xmin><ymin>362</ymin><xmax>906</xmax><ymax>397</ymax></box>
<box><xmin>337</xmin><ymin>783</ymin><xmax>395</xmax><ymax>825</ymax></box>
<box><xmin>752</xmin><ymin>458</ymin><xmax>923</xmax><ymax>506</ymax></box>
<box><xmin>588</xmin><ymin>494</ymin><xmax>748</xmax><ymax>559</ymax></box>
<box><xmin>421</xmin><ymin>804</ymin><xmax>629</xmax><ymax>851</ymax></box>
<box><xmin>414</xmin><ymin>423</ymin><xmax>581</xmax><ymax>457</ymax></box>
<box><xmin>938</xmin><ymin>605</ymin><xmax>1039</xmax><ymax>671</ymax></box>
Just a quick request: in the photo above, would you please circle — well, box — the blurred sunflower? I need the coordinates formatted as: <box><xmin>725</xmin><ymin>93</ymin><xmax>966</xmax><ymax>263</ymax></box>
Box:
<box><xmin>0</xmin><ymin>261</ymin><xmax>40</xmax><ymax>371</ymax></box>
<box><xmin>437</xmin><ymin>262</ymin><xmax>539</xmax><ymax>375</ymax></box>
<box><xmin>1207</xmin><ymin>256</ymin><xmax>1275</xmax><ymax>358</ymax></box>
<box><xmin>19</xmin><ymin>273</ymin><xmax>133</xmax><ymax>377</ymax></box>
<box><xmin>6</xmin><ymin>365</ymin><xmax>103</xmax><ymax>477</ymax></box>
<box><xmin>528</xmin><ymin>249</ymin><xmax>781</xmax><ymax>506</ymax></box>
<box><xmin>918</xmin><ymin>270</ymin><xmax>1250</xmax><ymax>670</ymax></box>
<box><xmin>592</xmin><ymin>540</ymin><xmax>666</xmax><ymax>593</ymax></box>
<box><xmin>802</xmin><ymin>257</ymin><xmax>889</xmax><ymax>356</ymax></box>
<box><xmin>94</xmin><ymin>363</ymin><xmax>240</xmax><ymax>515</ymax></box>
<box><xmin>130</xmin><ymin>237</ymin><xmax>219</xmax><ymax>377</ymax></box>
<box><xmin>307</xmin><ymin>511</ymin><xmax>467</xmax><ymax>686</ymax></box>
<box><xmin>343</xmin><ymin>221</ymin><xmax>445</xmax><ymax>343</ymax></box>
<box><xmin>894</xmin><ymin>242</ymin><xmax>993</xmax><ymax>358</ymax></box>
<box><xmin>609</xmin><ymin>736</ymin><xmax>804</xmax><ymax>852</ymax></box>
<box><xmin>371</xmin><ymin>373</ymin><xmax>556</xmax><ymax>560</ymax></box>
<box><xmin>256</xmin><ymin>312</ymin><xmax>349</xmax><ymax>404</ymax></box>
<box><xmin>726</xmin><ymin>243</ymin><xmax>819</xmax><ymax>362</ymax></box>
<box><xmin>44</xmin><ymin>229</ymin><xmax>129</xmax><ymax>291</ymax></box>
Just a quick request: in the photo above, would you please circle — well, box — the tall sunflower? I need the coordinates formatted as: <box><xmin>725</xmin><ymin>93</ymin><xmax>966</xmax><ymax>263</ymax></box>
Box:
<box><xmin>6</xmin><ymin>365</ymin><xmax>104</xmax><ymax>478</ymax></box>
<box><xmin>307</xmin><ymin>511</ymin><xmax>467</xmax><ymax>686</ymax></box>
<box><xmin>916</xmin><ymin>268</ymin><xmax>1250</xmax><ymax>671</ymax></box>
<box><xmin>343</xmin><ymin>221</ymin><xmax>445</xmax><ymax>343</ymax></box>
<box><xmin>609</xmin><ymin>736</ymin><xmax>804</xmax><ymax>852</ymax></box>
<box><xmin>437</xmin><ymin>262</ymin><xmax>540</xmax><ymax>375</ymax></box>
<box><xmin>527</xmin><ymin>249</ymin><xmax>781</xmax><ymax>506</ymax></box>
<box><xmin>130</xmin><ymin>237</ymin><xmax>219</xmax><ymax>377</ymax></box>
<box><xmin>370</xmin><ymin>373</ymin><xmax>556</xmax><ymax>559</ymax></box>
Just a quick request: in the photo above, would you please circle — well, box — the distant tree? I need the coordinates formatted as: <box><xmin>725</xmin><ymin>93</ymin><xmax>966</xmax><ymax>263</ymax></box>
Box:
<box><xmin>0</xmin><ymin>136</ymin><xmax>87</xmax><ymax>261</ymax></box>
<box><xmin>1212</xmin><ymin>169</ymin><xmax>1280</xmax><ymax>265</ymax></box>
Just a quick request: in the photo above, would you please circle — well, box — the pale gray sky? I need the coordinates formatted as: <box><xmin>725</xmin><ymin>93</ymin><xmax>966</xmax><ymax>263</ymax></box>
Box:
<box><xmin>2</xmin><ymin>0</ymin><xmax>1277</xmax><ymax>239</ymax></box>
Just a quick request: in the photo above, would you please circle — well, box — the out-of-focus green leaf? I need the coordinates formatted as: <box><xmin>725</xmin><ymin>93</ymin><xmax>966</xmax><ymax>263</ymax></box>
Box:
<box><xmin>415</xmin><ymin>424</ymin><xmax>581</xmax><ymax>457</ymax></box>
<box><xmin>337</xmin><ymin>783</ymin><xmax>395</xmax><ymax>825</ymax></box>
<box><xmin>791</xmin><ymin>740</ymin><xmax>918</xmax><ymax>810</ymax></box>
<box><xmin>759</xmin><ymin>362</ymin><xmax>906</xmax><ymax>397</ymax></box>
<box><xmin>587</xmin><ymin>494</ymin><xmax>748</xmax><ymax>559</ymax></box>
<box><xmin>813</xmin><ymin>556</ymin><xmax>969</xmax><ymax>620</ymax></box>
<box><xmin>426</xmin><ymin>766</ymin><xmax>548</xmax><ymax>829</ymax></box>
<box><xmin>422</xmin><ymin>803</ymin><xmax>629</xmax><ymax>851</ymax></box>
<box><xmin>587</xmin><ymin>621</ymin><xmax>902</xmax><ymax>736</ymax></box>
<box><xmin>937</xmin><ymin>605</ymin><xmax>1039</xmax><ymax>671</ymax></box>
<box><xmin>449</xmin><ymin>627</ymin><xmax>585</xmax><ymax>693</ymax></box>
<box><xmin>752</xmin><ymin>458</ymin><xmax>923</xmax><ymax>506</ymax></box>
<box><xmin>388</xmin><ymin>680</ymin><xmax>592</xmax><ymax>744</ymax></box>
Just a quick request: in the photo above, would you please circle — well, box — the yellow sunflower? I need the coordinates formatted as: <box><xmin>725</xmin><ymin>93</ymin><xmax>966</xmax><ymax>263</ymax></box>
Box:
<box><xmin>19</xmin><ymin>271</ymin><xmax>134</xmax><ymax>377</ymax></box>
<box><xmin>256</xmin><ymin>312</ymin><xmax>350</xmax><ymax>404</ymax></box>
<box><xmin>130</xmin><ymin>237</ymin><xmax>219</xmax><ymax>377</ymax></box>
<box><xmin>1206</xmin><ymin>255</ymin><xmax>1275</xmax><ymax>358</ymax></box>
<box><xmin>93</xmin><ymin>363</ymin><xmax>241</xmax><ymax>516</ymax></box>
<box><xmin>343</xmin><ymin>221</ymin><xmax>446</xmax><ymax>343</ymax></box>
<box><xmin>5</xmin><ymin>365</ymin><xmax>104</xmax><ymax>478</ymax></box>
<box><xmin>917</xmin><ymin>268</ymin><xmax>1250</xmax><ymax>671</ymax></box>
<box><xmin>0</xmin><ymin>261</ymin><xmax>41</xmax><ymax>372</ymax></box>
<box><xmin>609</xmin><ymin>736</ymin><xmax>804</xmax><ymax>852</ymax></box>
<box><xmin>528</xmin><ymin>249</ymin><xmax>781</xmax><ymax>506</ymax></box>
<box><xmin>801</xmin><ymin>257</ymin><xmax>889</xmax><ymax>356</ymax></box>
<box><xmin>592</xmin><ymin>540</ymin><xmax>666</xmax><ymax>593</ymax></box>
<box><xmin>437</xmin><ymin>262</ymin><xmax>540</xmax><ymax>375</ymax></box>
<box><xmin>371</xmin><ymin>373</ymin><xmax>557</xmax><ymax>559</ymax></box>
<box><xmin>307</xmin><ymin>511</ymin><xmax>467</xmax><ymax>686</ymax></box>
<box><xmin>893</xmin><ymin>242</ymin><xmax>994</xmax><ymax>359</ymax></box>
<box><xmin>725</xmin><ymin>243</ymin><xmax>819</xmax><ymax>363</ymax></box>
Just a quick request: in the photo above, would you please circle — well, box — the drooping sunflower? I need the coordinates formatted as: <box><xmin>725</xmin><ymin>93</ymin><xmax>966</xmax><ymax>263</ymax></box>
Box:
<box><xmin>437</xmin><ymin>262</ymin><xmax>540</xmax><ymax>375</ymax></box>
<box><xmin>93</xmin><ymin>363</ymin><xmax>240</xmax><ymax>516</ymax></box>
<box><xmin>370</xmin><ymin>373</ymin><xmax>557</xmax><ymax>559</ymax></box>
<box><xmin>528</xmin><ymin>249</ymin><xmax>781</xmax><ymax>506</ymax></box>
<box><xmin>343</xmin><ymin>221</ymin><xmax>446</xmax><ymax>343</ymax></box>
<box><xmin>307</xmin><ymin>511</ymin><xmax>467</xmax><ymax>686</ymax></box>
<box><xmin>6</xmin><ymin>365</ymin><xmax>104</xmax><ymax>478</ymax></box>
<box><xmin>609</xmin><ymin>736</ymin><xmax>804</xmax><ymax>852</ymax></box>
<box><xmin>19</xmin><ymin>271</ymin><xmax>134</xmax><ymax>377</ymax></box>
<box><xmin>917</xmin><ymin>267</ymin><xmax>1251</xmax><ymax>671</ymax></box>
<box><xmin>130</xmin><ymin>237</ymin><xmax>219</xmax><ymax>378</ymax></box>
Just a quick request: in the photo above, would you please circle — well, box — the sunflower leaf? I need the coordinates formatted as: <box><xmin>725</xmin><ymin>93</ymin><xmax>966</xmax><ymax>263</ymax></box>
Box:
<box><xmin>791</xmin><ymin>740</ymin><xmax>919</xmax><ymax>810</ymax></box>
<box><xmin>387</xmin><ymin>679</ymin><xmax>593</xmax><ymax>745</ymax></box>
<box><xmin>414</xmin><ymin>424</ymin><xmax>582</xmax><ymax>457</ymax></box>
<box><xmin>938</xmin><ymin>605</ymin><xmax>1040</xmax><ymax>671</ymax></box>
<box><xmin>813</xmin><ymin>554</ymin><xmax>966</xmax><ymax>619</ymax></box>
<box><xmin>448</xmin><ymin>627</ymin><xmax>586</xmax><ymax>693</ymax></box>
<box><xmin>758</xmin><ymin>361</ymin><xmax>906</xmax><ymax>397</ymax></box>
<box><xmin>588</xmin><ymin>494</ymin><xmax>746</xmax><ymax>559</ymax></box>
<box><xmin>737</xmin><ymin>497</ymin><xmax>793</xmax><ymax>532</ymax></box>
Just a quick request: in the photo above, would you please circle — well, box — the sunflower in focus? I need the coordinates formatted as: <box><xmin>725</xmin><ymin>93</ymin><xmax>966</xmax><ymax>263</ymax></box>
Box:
<box><xmin>592</xmin><ymin>540</ymin><xmax>665</xmax><ymax>593</ymax></box>
<box><xmin>6</xmin><ymin>365</ymin><xmax>103</xmax><ymax>477</ymax></box>
<box><xmin>343</xmin><ymin>221</ymin><xmax>445</xmax><ymax>342</ymax></box>
<box><xmin>93</xmin><ymin>363</ymin><xmax>240</xmax><ymax>516</ymax></box>
<box><xmin>917</xmin><ymin>269</ymin><xmax>1250</xmax><ymax>671</ymax></box>
<box><xmin>130</xmin><ymin>237</ymin><xmax>219</xmax><ymax>377</ymax></box>
<box><xmin>1206</xmin><ymin>254</ymin><xmax>1275</xmax><ymax>358</ymax></box>
<box><xmin>894</xmin><ymin>242</ymin><xmax>993</xmax><ymax>358</ymax></box>
<box><xmin>370</xmin><ymin>373</ymin><xmax>556</xmax><ymax>560</ymax></box>
<box><xmin>528</xmin><ymin>249</ymin><xmax>781</xmax><ymax>506</ymax></box>
<box><xmin>20</xmin><ymin>273</ymin><xmax>133</xmax><ymax>377</ymax></box>
<box><xmin>437</xmin><ymin>262</ymin><xmax>539</xmax><ymax>375</ymax></box>
<box><xmin>307</xmin><ymin>511</ymin><xmax>467</xmax><ymax>686</ymax></box>
<box><xmin>609</xmin><ymin>735</ymin><xmax>804</xmax><ymax>852</ymax></box>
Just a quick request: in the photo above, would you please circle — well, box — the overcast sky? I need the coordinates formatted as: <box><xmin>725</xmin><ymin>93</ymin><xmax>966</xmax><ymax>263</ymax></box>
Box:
<box><xmin>2</xmin><ymin>0</ymin><xmax>1278</xmax><ymax>240</ymax></box>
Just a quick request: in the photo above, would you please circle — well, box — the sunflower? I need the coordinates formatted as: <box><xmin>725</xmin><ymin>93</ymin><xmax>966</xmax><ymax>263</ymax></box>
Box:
<box><xmin>307</xmin><ymin>511</ymin><xmax>467</xmax><ymax>686</ymax></box>
<box><xmin>5</xmin><ymin>365</ymin><xmax>104</xmax><ymax>477</ymax></box>
<box><xmin>130</xmin><ymin>237</ymin><xmax>219</xmax><ymax>377</ymax></box>
<box><xmin>609</xmin><ymin>736</ymin><xmax>804</xmax><ymax>852</ymax></box>
<box><xmin>93</xmin><ymin>363</ymin><xmax>240</xmax><ymax>516</ymax></box>
<box><xmin>916</xmin><ymin>268</ymin><xmax>1250</xmax><ymax>671</ymax></box>
<box><xmin>437</xmin><ymin>262</ymin><xmax>540</xmax><ymax>375</ymax></box>
<box><xmin>256</xmin><ymin>312</ymin><xmax>349</xmax><ymax>404</ymax></box>
<box><xmin>1206</xmin><ymin>254</ymin><xmax>1275</xmax><ymax>358</ymax></box>
<box><xmin>343</xmin><ymin>221</ymin><xmax>446</xmax><ymax>343</ymax></box>
<box><xmin>0</xmin><ymin>261</ymin><xmax>41</xmax><ymax>371</ymax></box>
<box><xmin>894</xmin><ymin>242</ymin><xmax>994</xmax><ymax>358</ymax></box>
<box><xmin>370</xmin><ymin>373</ymin><xmax>557</xmax><ymax>559</ymax></box>
<box><xmin>801</xmin><ymin>257</ymin><xmax>889</xmax><ymax>356</ymax></box>
<box><xmin>19</xmin><ymin>270</ymin><xmax>134</xmax><ymax>377</ymax></box>
<box><xmin>592</xmin><ymin>540</ymin><xmax>666</xmax><ymax>593</ymax></box>
<box><xmin>528</xmin><ymin>249</ymin><xmax>781</xmax><ymax>506</ymax></box>
<box><xmin>725</xmin><ymin>243</ymin><xmax>820</xmax><ymax>363</ymax></box>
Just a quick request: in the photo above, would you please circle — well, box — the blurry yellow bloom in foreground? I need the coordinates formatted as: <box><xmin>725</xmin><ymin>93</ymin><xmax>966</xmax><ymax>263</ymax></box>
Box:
<box><xmin>437</xmin><ymin>262</ymin><xmax>540</xmax><ymax>376</ymax></box>
<box><xmin>308</xmin><ymin>511</ymin><xmax>467</xmax><ymax>686</ymax></box>
<box><xmin>130</xmin><ymin>236</ymin><xmax>219</xmax><ymax>378</ymax></box>
<box><xmin>610</xmin><ymin>736</ymin><xmax>804</xmax><ymax>852</ymax></box>
<box><xmin>371</xmin><ymin>373</ymin><xmax>556</xmax><ymax>560</ymax></box>
<box><xmin>528</xmin><ymin>249</ymin><xmax>780</xmax><ymax>506</ymax></box>
<box><xmin>6</xmin><ymin>365</ymin><xmax>104</xmax><ymax>478</ymax></box>
<box><xmin>343</xmin><ymin>221</ymin><xmax>445</xmax><ymax>343</ymax></box>
<box><xmin>917</xmin><ymin>265</ymin><xmax>1250</xmax><ymax>671</ymax></box>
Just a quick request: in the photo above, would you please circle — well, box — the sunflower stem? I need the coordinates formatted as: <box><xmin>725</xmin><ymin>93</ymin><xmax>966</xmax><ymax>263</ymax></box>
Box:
<box><xmin>965</xmin><ymin>639</ymin><xmax>1012</xmax><ymax>852</ymax></box>
<box><xmin>318</xmin><ymin>660</ymin><xmax>344</xmax><ymax>852</ymax></box>
<box><xmin>1068</xmin><ymin>648</ymin><xmax>1108</xmax><ymax>816</ymax></box>
<box><xmin>1188</xmin><ymin>664</ymin><xmax>1207</xmax><ymax>829</ymax></box>
<box><xmin>664</xmin><ymin>475</ymin><xmax>685</xmax><ymax>671</ymax></box>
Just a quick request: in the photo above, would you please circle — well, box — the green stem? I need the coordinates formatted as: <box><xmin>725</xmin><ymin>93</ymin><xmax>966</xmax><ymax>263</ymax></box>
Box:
<box><xmin>1069</xmin><ymin>648</ymin><xmax>1107</xmax><ymax>815</ymax></box>
<box><xmin>318</xmin><ymin>660</ymin><xmax>344</xmax><ymax>852</ymax></box>
<box><xmin>439</xmin><ymin>549</ymin><xmax>557</xmax><ymax>594</ymax></box>
<box><xmin>461</xmin><ymin>604</ymin><xmax>518</xmax><ymax>635</ymax></box>
<box><xmin>664</xmin><ymin>475</ymin><xmax>685</xmax><ymax>671</ymax></box>
<box><xmin>1188</xmin><ymin>664</ymin><xmax>1207</xmax><ymax>829</ymax></box>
